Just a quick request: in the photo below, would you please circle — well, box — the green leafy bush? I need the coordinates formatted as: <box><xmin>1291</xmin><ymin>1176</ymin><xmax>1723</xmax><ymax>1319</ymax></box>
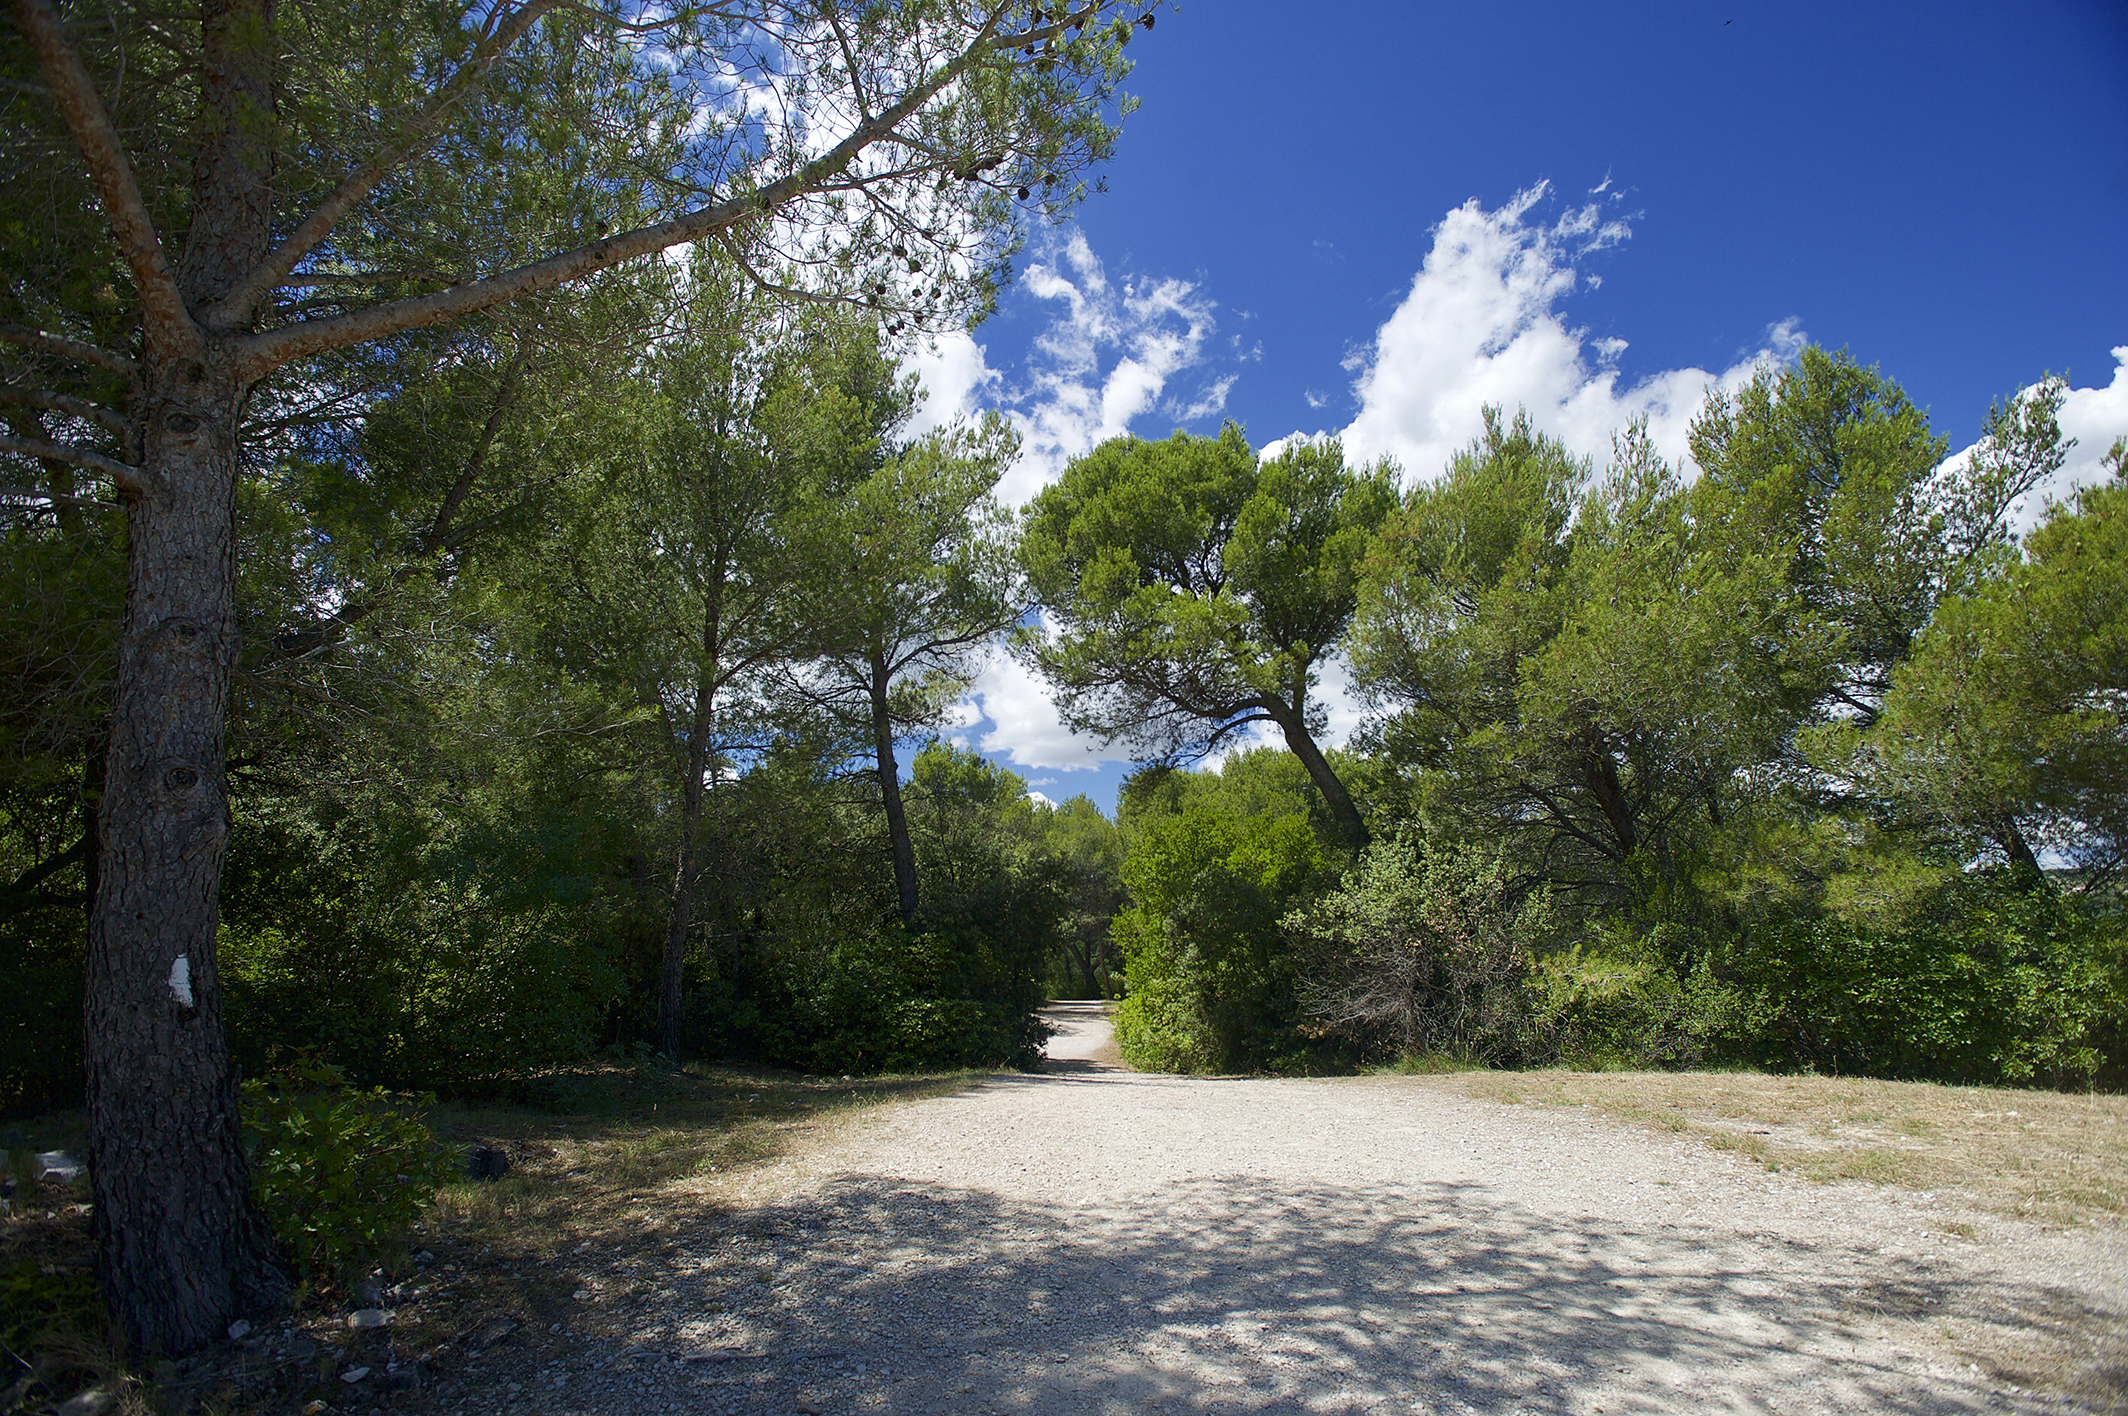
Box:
<box><xmin>1112</xmin><ymin>806</ymin><xmax>1329</xmax><ymax>1073</ymax></box>
<box><xmin>688</xmin><ymin>923</ymin><xmax>1049</xmax><ymax>1074</ymax></box>
<box><xmin>240</xmin><ymin>1057</ymin><xmax>459</xmax><ymax>1286</ymax></box>
<box><xmin>1721</xmin><ymin>870</ymin><xmax>2127</xmax><ymax>1086</ymax></box>
<box><xmin>1531</xmin><ymin>932</ymin><xmax>1760</xmax><ymax>1069</ymax></box>
<box><xmin>1286</xmin><ymin>838</ymin><xmax>1558</xmax><ymax>1065</ymax></box>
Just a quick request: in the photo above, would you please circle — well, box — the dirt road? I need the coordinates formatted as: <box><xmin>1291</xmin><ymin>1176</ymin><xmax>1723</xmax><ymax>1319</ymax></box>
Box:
<box><xmin>528</xmin><ymin>1004</ymin><xmax>2124</xmax><ymax>1414</ymax></box>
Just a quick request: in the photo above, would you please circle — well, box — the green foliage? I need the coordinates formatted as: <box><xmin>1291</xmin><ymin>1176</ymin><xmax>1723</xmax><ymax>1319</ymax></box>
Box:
<box><xmin>240</xmin><ymin>1057</ymin><xmax>459</xmax><ymax>1286</ymax></box>
<box><xmin>1286</xmin><ymin>838</ymin><xmax>1558</xmax><ymax>1065</ymax></box>
<box><xmin>219</xmin><ymin>795</ymin><xmax>634</xmax><ymax>1090</ymax></box>
<box><xmin>1811</xmin><ymin>444</ymin><xmax>2127</xmax><ymax>880</ymax></box>
<box><xmin>1020</xmin><ymin>426</ymin><xmax>1394</xmax><ymax>845</ymax></box>
<box><xmin>689</xmin><ymin>923</ymin><xmax>1048</xmax><ymax>1074</ymax></box>
<box><xmin>1721</xmin><ymin>871</ymin><xmax>2126</xmax><ymax>1086</ymax></box>
<box><xmin>1112</xmin><ymin>752</ymin><xmax>1334</xmax><ymax>1072</ymax></box>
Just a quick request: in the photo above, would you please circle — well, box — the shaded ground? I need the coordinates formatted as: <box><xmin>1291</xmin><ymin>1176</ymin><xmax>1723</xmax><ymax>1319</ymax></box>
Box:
<box><xmin>8</xmin><ymin>1013</ymin><xmax>2126</xmax><ymax>1414</ymax></box>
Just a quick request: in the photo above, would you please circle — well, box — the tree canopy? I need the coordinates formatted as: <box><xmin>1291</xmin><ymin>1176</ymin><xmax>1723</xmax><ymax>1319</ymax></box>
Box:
<box><xmin>1019</xmin><ymin>425</ymin><xmax>1395</xmax><ymax>848</ymax></box>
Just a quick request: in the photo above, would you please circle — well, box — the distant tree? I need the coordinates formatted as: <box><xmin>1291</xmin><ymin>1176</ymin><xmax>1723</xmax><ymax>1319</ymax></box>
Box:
<box><xmin>1815</xmin><ymin>439</ymin><xmax>2127</xmax><ymax>886</ymax></box>
<box><xmin>1018</xmin><ymin>426</ymin><xmax>1395</xmax><ymax>850</ymax></box>
<box><xmin>1035</xmin><ymin>795</ymin><xmax>1127</xmax><ymax>997</ymax></box>
<box><xmin>558</xmin><ymin>262</ymin><xmax>859</xmax><ymax>1058</ymax></box>
<box><xmin>791</xmin><ymin>404</ymin><xmax>1023</xmax><ymax>928</ymax></box>
<box><xmin>1351</xmin><ymin>410</ymin><xmax>1819</xmax><ymax>906</ymax></box>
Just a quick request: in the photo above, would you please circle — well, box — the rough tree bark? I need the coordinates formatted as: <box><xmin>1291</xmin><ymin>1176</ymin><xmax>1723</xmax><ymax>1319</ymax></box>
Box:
<box><xmin>869</xmin><ymin>651</ymin><xmax>920</xmax><ymax>929</ymax></box>
<box><xmin>89</xmin><ymin>350</ymin><xmax>290</xmax><ymax>1351</ymax></box>
<box><xmin>12</xmin><ymin>0</ymin><xmax>301</xmax><ymax>1352</ymax></box>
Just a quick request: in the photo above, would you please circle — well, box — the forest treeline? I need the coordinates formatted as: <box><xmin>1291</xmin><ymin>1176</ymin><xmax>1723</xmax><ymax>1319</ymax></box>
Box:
<box><xmin>5</xmin><ymin>264</ymin><xmax>2125</xmax><ymax>1103</ymax></box>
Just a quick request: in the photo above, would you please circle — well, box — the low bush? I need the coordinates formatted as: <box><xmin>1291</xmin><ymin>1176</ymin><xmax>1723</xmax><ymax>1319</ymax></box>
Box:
<box><xmin>240</xmin><ymin>1056</ymin><xmax>459</xmax><ymax>1287</ymax></box>
<box><xmin>1721</xmin><ymin>870</ymin><xmax>2127</xmax><ymax>1086</ymax></box>
<box><xmin>1286</xmin><ymin>838</ymin><xmax>1556</xmax><ymax>1066</ymax></box>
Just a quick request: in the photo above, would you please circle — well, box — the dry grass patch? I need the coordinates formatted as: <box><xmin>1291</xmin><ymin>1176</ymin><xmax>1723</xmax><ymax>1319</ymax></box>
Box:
<box><xmin>1426</xmin><ymin>1069</ymin><xmax>2128</xmax><ymax>1226</ymax></box>
<box><xmin>0</xmin><ymin>1061</ymin><xmax>989</xmax><ymax>1413</ymax></box>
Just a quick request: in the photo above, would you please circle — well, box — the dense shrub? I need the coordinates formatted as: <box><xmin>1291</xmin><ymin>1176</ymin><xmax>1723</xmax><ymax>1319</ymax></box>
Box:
<box><xmin>1112</xmin><ymin>806</ymin><xmax>1329</xmax><ymax>1073</ymax></box>
<box><xmin>1286</xmin><ymin>838</ymin><xmax>1557</xmax><ymax>1065</ymax></box>
<box><xmin>240</xmin><ymin>1057</ymin><xmax>459</xmax><ymax>1286</ymax></box>
<box><xmin>1720</xmin><ymin>870</ymin><xmax>2126</xmax><ymax>1086</ymax></box>
<box><xmin>686</xmin><ymin>923</ymin><xmax>1048</xmax><ymax>1073</ymax></box>
<box><xmin>219</xmin><ymin>803</ymin><xmax>633</xmax><ymax>1090</ymax></box>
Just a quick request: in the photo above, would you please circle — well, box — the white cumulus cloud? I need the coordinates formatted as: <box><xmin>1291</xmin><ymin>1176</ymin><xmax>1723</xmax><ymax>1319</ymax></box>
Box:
<box><xmin>2016</xmin><ymin>347</ymin><xmax>2128</xmax><ymax>532</ymax></box>
<box><xmin>959</xmin><ymin>639</ymin><xmax>1129</xmax><ymax>773</ymax></box>
<box><xmin>1303</xmin><ymin>182</ymin><xmax>1801</xmax><ymax>482</ymax></box>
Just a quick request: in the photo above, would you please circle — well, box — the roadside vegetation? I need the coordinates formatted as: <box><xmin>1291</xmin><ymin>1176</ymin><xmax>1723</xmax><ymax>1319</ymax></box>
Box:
<box><xmin>1430</xmin><ymin>1069</ymin><xmax>2128</xmax><ymax>1227</ymax></box>
<box><xmin>2</xmin><ymin>0</ymin><xmax>2123</xmax><ymax>1369</ymax></box>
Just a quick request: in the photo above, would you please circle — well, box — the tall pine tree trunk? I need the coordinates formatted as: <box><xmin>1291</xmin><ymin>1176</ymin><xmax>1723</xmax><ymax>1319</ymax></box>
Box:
<box><xmin>72</xmin><ymin>0</ymin><xmax>291</xmax><ymax>1353</ymax></box>
<box><xmin>870</xmin><ymin>655</ymin><xmax>919</xmax><ymax>929</ymax></box>
<box><xmin>88</xmin><ymin>348</ymin><xmax>288</xmax><ymax>1354</ymax></box>
<box><xmin>1267</xmin><ymin>702</ymin><xmax>1368</xmax><ymax>851</ymax></box>
<box><xmin>658</xmin><ymin>657</ymin><xmax>716</xmax><ymax>1058</ymax></box>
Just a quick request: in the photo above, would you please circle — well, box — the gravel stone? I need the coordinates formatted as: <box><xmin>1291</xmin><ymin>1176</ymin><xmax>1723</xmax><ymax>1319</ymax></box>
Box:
<box><xmin>453</xmin><ymin>1003</ymin><xmax>2128</xmax><ymax>1413</ymax></box>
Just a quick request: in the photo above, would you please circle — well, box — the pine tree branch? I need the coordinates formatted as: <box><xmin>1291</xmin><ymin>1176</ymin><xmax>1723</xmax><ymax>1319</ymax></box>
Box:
<box><xmin>0</xmin><ymin>385</ymin><xmax>131</xmax><ymax>434</ymax></box>
<box><xmin>0</xmin><ymin>325</ymin><xmax>140</xmax><ymax>380</ymax></box>
<box><xmin>233</xmin><ymin>6</ymin><xmax>1015</xmax><ymax>376</ymax></box>
<box><xmin>202</xmin><ymin>0</ymin><xmax>568</xmax><ymax>329</ymax></box>
<box><xmin>8</xmin><ymin>0</ymin><xmax>196</xmax><ymax>352</ymax></box>
<box><xmin>0</xmin><ymin>431</ymin><xmax>151</xmax><ymax>495</ymax></box>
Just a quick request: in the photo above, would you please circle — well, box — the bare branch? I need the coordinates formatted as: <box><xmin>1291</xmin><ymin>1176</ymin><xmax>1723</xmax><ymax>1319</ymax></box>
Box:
<box><xmin>0</xmin><ymin>324</ymin><xmax>140</xmax><ymax>379</ymax></box>
<box><xmin>8</xmin><ymin>0</ymin><xmax>194</xmax><ymax>351</ymax></box>
<box><xmin>0</xmin><ymin>431</ymin><xmax>152</xmax><ymax>495</ymax></box>
<box><xmin>204</xmin><ymin>0</ymin><xmax>568</xmax><ymax>329</ymax></box>
<box><xmin>719</xmin><ymin>234</ymin><xmax>844</xmax><ymax>308</ymax></box>
<box><xmin>274</xmin><ymin>270</ymin><xmax>456</xmax><ymax>287</ymax></box>
<box><xmin>0</xmin><ymin>385</ymin><xmax>131</xmax><ymax>434</ymax></box>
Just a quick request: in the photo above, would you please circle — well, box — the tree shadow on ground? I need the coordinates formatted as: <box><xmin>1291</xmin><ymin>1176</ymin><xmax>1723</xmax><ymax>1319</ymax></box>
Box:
<box><xmin>603</xmin><ymin>1153</ymin><xmax>2097</xmax><ymax>1416</ymax></box>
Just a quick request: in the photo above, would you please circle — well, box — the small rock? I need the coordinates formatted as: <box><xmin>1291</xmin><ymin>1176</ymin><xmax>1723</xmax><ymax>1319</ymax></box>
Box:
<box><xmin>300</xmin><ymin>1403</ymin><xmax>327</xmax><ymax>1416</ymax></box>
<box><xmin>472</xmin><ymin>1316</ymin><xmax>518</xmax><ymax>1347</ymax></box>
<box><xmin>414</xmin><ymin>1250</ymin><xmax>437</xmax><ymax>1266</ymax></box>
<box><xmin>347</xmin><ymin>1308</ymin><xmax>389</xmax><ymax>1329</ymax></box>
<box><xmin>341</xmin><ymin>1365</ymin><xmax>371</xmax><ymax>1384</ymax></box>
<box><xmin>55</xmin><ymin>1390</ymin><xmax>115</xmax><ymax>1416</ymax></box>
<box><xmin>572</xmin><ymin>1289</ymin><xmax>590</xmax><ymax>1300</ymax></box>
<box><xmin>354</xmin><ymin>1278</ymin><xmax>384</xmax><ymax>1305</ymax></box>
<box><xmin>227</xmin><ymin>1319</ymin><xmax>252</xmax><ymax>1341</ymax></box>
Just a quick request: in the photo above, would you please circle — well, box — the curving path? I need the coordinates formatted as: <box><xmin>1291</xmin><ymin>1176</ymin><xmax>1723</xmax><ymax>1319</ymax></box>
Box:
<box><xmin>539</xmin><ymin>1004</ymin><xmax>2125</xmax><ymax>1415</ymax></box>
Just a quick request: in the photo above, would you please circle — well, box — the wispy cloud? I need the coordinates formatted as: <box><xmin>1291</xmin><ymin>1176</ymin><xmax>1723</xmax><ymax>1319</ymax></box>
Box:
<box><xmin>907</xmin><ymin>230</ymin><xmax>1231</xmax><ymax>507</ymax></box>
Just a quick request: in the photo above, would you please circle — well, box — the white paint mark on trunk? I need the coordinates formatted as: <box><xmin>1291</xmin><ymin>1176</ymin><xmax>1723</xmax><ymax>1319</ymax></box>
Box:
<box><xmin>168</xmin><ymin>954</ymin><xmax>193</xmax><ymax>1007</ymax></box>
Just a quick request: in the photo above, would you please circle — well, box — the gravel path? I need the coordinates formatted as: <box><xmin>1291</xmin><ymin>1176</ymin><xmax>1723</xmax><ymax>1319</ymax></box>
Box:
<box><xmin>476</xmin><ymin>1004</ymin><xmax>2125</xmax><ymax>1415</ymax></box>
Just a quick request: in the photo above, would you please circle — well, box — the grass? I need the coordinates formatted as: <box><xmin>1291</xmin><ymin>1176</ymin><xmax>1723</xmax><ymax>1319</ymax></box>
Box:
<box><xmin>0</xmin><ymin>1060</ymin><xmax>988</xmax><ymax>1414</ymax></box>
<box><xmin>1419</xmin><ymin>1068</ymin><xmax>2128</xmax><ymax>1227</ymax></box>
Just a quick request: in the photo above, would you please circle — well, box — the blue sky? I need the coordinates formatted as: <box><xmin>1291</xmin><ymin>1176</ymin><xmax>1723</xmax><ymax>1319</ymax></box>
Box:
<box><xmin>912</xmin><ymin>0</ymin><xmax>2128</xmax><ymax>815</ymax></box>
